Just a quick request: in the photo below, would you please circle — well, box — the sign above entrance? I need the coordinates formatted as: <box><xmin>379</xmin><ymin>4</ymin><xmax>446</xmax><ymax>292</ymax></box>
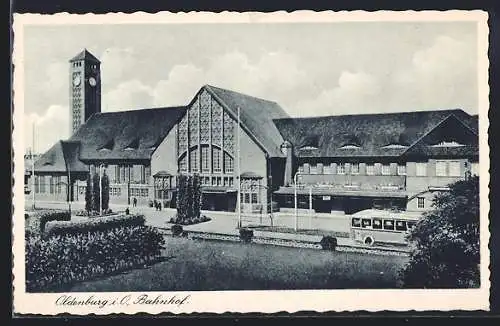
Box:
<box><xmin>322</xmin><ymin>196</ymin><xmax>331</xmax><ymax>201</ymax></box>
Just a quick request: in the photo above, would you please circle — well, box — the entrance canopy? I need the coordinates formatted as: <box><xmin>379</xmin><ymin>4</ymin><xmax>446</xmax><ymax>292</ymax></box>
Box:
<box><xmin>202</xmin><ymin>186</ymin><xmax>237</xmax><ymax>194</ymax></box>
<box><xmin>273</xmin><ymin>186</ymin><xmax>407</xmax><ymax>199</ymax></box>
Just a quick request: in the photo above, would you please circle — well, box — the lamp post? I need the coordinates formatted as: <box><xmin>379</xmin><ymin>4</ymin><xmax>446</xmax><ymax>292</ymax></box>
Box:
<box><xmin>294</xmin><ymin>172</ymin><xmax>300</xmax><ymax>232</ymax></box>
<box><xmin>99</xmin><ymin>164</ymin><xmax>104</xmax><ymax>216</ymax></box>
<box><xmin>31</xmin><ymin>121</ymin><xmax>36</xmax><ymax>210</ymax></box>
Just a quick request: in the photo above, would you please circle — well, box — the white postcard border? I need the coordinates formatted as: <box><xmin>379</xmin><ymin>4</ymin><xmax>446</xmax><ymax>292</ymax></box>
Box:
<box><xmin>12</xmin><ymin>10</ymin><xmax>491</xmax><ymax>314</ymax></box>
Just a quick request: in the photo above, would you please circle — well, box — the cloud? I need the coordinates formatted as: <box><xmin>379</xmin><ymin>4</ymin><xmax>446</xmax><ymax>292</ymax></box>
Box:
<box><xmin>24</xmin><ymin>105</ymin><xmax>69</xmax><ymax>153</ymax></box>
<box><xmin>105</xmin><ymin>79</ymin><xmax>155</xmax><ymax>111</ymax></box>
<box><xmin>292</xmin><ymin>71</ymin><xmax>382</xmax><ymax>116</ymax></box>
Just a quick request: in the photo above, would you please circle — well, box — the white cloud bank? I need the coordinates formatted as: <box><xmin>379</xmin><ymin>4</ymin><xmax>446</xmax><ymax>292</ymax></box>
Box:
<box><xmin>25</xmin><ymin>34</ymin><xmax>478</xmax><ymax>153</ymax></box>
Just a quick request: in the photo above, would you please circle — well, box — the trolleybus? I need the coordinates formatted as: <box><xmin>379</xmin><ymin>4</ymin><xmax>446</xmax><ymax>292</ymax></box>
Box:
<box><xmin>350</xmin><ymin>209</ymin><xmax>424</xmax><ymax>246</ymax></box>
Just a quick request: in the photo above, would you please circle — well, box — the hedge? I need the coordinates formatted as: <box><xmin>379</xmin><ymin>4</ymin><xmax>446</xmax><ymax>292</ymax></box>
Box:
<box><xmin>25</xmin><ymin>210</ymin><xmax>71</xmax><ymax>238</ymax></box>
<box><xmin>43</xmin><ymin>214</ymin><xmax>145</xmax><ymax>238</ymax></box>
<box><xmin>26</xmin><ymin>225</ymin><xmax>165</xmax><ymax>292</ymax></box>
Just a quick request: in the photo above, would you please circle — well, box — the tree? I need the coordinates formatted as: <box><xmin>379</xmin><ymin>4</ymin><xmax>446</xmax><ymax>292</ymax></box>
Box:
<box><xmin>85</xmin><ymin>174</ymin><xmax>92</xmax><ymax>213</ymax></box>
<box><xmin>192</xmin><ymin>174</ymin><xmax>202</xmax><ymax>219</ymax></box>
<box><xmin>401</xmin><ymin>176</ymin><xmax>480</xmax><ymax>288</ymax></box>
<box><xmin>176</xmin><ymin>174</ymin><xmax>189</xmax><ymax>222</ymax></box>
<box><xmin>101</xmin><ymin>172</ymin><xmax>110</xmax><ymax>211</ymax></box>
<box><xmin>91</xmin><ymin>172</ymin><xmax>100</xmax><ymax>212</ymax></box>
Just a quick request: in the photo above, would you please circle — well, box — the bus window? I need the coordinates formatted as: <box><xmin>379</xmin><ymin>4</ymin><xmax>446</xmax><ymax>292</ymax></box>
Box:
<box><xmin>407</xmin><ymin>221</ymin><xmax>416</xmax><ymax>230</ymax></box>
<box><xmin>395</xmin><ymin>220</ymin><xmax>407</xmax><ymax>231</ymax></box>
<box><xmin>361</xmin><ymin>218</ymin><xmax>372</xmax><ymax>228</ymax></box>
<box><xmin>383</xmin><ymin>219</ymin><xmax>395</xmax><ymax>230</ymax></box>
<box><xmin>352</xmin><ymin>218</ymin><xmax>361</xmax><ymax>227</ymax></box>
<box><xmin>373</xmin><ymin>218</ymin><xmax>382</xmax><ymax>229</ymax></box>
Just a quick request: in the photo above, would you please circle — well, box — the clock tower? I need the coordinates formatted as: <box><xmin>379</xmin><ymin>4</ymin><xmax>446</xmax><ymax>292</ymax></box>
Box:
<box><xmin>69</xmin><ymin>49</ymin><xmax>101</xmax><ymax>135</ymax></box>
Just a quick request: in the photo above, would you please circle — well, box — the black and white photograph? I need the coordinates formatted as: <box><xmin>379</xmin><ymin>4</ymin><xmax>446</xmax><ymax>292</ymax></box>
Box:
<box><xmin>12</xmin><ymin>10</ymin><xmax>490</xmax><ymax>314</ymax></box>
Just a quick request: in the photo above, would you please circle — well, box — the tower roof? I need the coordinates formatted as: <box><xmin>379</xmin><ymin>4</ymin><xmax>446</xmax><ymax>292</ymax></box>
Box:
<box><xmin>69</xmin><ymin>49</ymin><xmax>100</xmax><ymax>63</ymax></box>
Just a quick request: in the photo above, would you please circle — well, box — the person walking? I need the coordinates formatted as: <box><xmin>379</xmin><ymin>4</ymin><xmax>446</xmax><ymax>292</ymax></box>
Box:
<box><xmin>133</xmin><ymin>197</ymin><xmax>137</xmax><ymax>207</ymax></box>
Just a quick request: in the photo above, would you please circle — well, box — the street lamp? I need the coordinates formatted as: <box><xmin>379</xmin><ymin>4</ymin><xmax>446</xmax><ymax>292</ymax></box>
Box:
<box><xmin>294</xmin><ymin>172</ymin><xmax>300</xmax><ymax>232</ymax></box>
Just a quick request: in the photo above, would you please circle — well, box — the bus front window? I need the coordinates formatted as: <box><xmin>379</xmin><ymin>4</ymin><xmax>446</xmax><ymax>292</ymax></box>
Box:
<box><xmin>352</xmin><ymin>218</ymin><xmax>361</xmax><ymax>227</ymax></box>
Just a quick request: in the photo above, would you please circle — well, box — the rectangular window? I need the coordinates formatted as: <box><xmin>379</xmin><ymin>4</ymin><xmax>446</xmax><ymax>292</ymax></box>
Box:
<box><xmin>244</xmin><ymin>193</ymin><xmax>250</xmax><ymax>204</ymax></box>
<box><xmin>190</xmin><ymin>150</ymin><xmax>199</xmax><ymax>172</ymax></box>
<box><xmin>141</xmin><ymin>189</ymin><xmax>148</xmax><ymax>197</ymax></box>
<box><xmin>201</xmin><ymin>147</ymin><xmax>210</xmax><ymax>173</ymax></box>
<box><xmin>361</xmin><ymin>218</ymin><xmax>372</xmax><ymax>228</ymax></box>
<box><xmin>323</xmin><ymin>164</ymin><xmax>332</xmax><ymax>174</ymax></box>
<box><xmin>251</xmin><ymin>193</ymin><xmax>258</xmax><ymax>204</ymax></box>
<box><xmin>351</xmin><ymin>163</ymin><xmax>360</xmax><ymax>175</ymax></box>
<box><xmin>337</xmin><ymin>163</ymin><xmax>345</xmax><ymax>175</ymax></box>
<box><xmin>435</xmin><ymin>161</ymin><xmax>447</xmax><ymax>177</ymax></box>
<box><xmin>351</xmin><ymin>218</ymin><xmax>361</xmax><ymax>227</ymax></box>
<box><xmin>372</xmin><ymin>218</ymin><xmax>382</xmax><ymax>229</ymax></box>
<box><xmin>179</xmin><ymin>156</ymin><xmax>187</xmax><ymax>172</ymax></box>
<box><xmin>224</xmin><ymin>153</ymin><xmax>234</xmax><ymax>174</ymax></box>
<box><xmin>407</xmin><ymin>221</ymin><xmax>416</xmax><ymax>230</ymax></box>
<box><xmin>397</xmin><ymin>164</ymin><xmax>407</xmax><ymax>175</ymax></box>
<box><xmin>317</xmin><ymin>163</ymin><xmax>324</xmax><ymax>174</ymax></box>
<box><xmin>417</xmin><ymin>197</ymin><xmax>425</xmax><ymax>209</ymax></box>
<box><xmin>303</xmin><ymin>163</ymin><xmax>310</xmax><ymax>174</ymax></box>
<box><xmin>448</xmin><ymin>161</ymin><xmax>461</xmax><ymax>177</ymax></box>
<box><xmin>145</xmin><ymin>166</ymin><xmax>151</xmax><ymax>183</ymax></box>
<box><xmin>381</xmin><ymin>164</ymin><xmax>391</xmax><ymax>175</ymax></box>
<box><xmin>383</xmin><ymin>219</ymin><xmax>395</xmax><ymax>230</ymax></box>
<box><xmin>366</xmin><ymin>164</ymin><xmax>375</xmax><ymax>175</ymax></box>
<box><xmin>471</xmin><ymin>162</ymin><xmax>479</xmax><ymax>176</ymax></box>
<box><xmin>416</xmin><ymin>162</ymin><xmax>427</xmax><ymax>176</ymax></box>
<box><xmin>34</xmin><ymin>176</ymin><xmax>39</xmax><ymax>193</ymax></box>
<box><xmin>395</xmin><ymin>220</ymin><xmax>407</xmax><ymax>231</ymax></box>
<box><xmin>310</xmin><ymin>164</ymin><xmax>318</xmax><ymax>175</ymax></box>
<box><xmin>212</xmin><ymin>148</ymin><xmax>221</xmax><ymax>173</ymax></box>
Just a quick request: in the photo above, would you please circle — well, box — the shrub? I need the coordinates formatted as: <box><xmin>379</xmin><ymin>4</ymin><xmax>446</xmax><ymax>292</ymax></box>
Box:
<box><xmin>26</xmin><ymin>225</ymin><xmax>165</xmax><ymax>292</ymax></box>
<box><xmin>44</xmin><ymin>214</ymin><xmax>145</xmax><ymax>238</ymax></box>
<box><xmin>320</xmin><ymin>236</ymin><xmax>338</xmax><ymax>251</ymax></box>
<box><xmin>171</xmin><ymin>224</ymin><xmax>183</xmax><ymax>236</ymax></box>
<box><xmin>25</xmin><ymin>210</ymin><xmax>71</xmax><ymax>238</ymax></box>
<box><xmin>169</xmin><ymin>214</ymin><xmax>211</xmax><ymax>225</ymax></box>
<box><xmin>239</xmin><ymin>228</ymin><xmax>254</xmax><ymax>243</ymax></box>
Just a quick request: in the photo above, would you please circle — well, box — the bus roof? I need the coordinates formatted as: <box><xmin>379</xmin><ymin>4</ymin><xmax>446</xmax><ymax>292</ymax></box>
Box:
<box><xmin>351</xmin><ymin>209</ymin><xmax>425</xmax><ymax>220</ymax></box>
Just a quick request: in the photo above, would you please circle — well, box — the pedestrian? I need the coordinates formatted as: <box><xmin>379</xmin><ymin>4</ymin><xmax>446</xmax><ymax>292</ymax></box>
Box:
<box><xmin>154</xmin><ymin>200</ymin><xmax>158</xmax><ymax>211</ymax></box>
<box><xmin>133</xmin><ymin>197</ymin><xmax>137</xmax><ymax>207</ymax></box>
<box><xmin>158</xmin><ymin>201</ymin><xmax>162</xmax><ymax>211</ymax></box>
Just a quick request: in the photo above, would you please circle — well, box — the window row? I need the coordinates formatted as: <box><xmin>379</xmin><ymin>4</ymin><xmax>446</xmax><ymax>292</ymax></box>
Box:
<box><xmin>352</xmin><ymin>218</ymin><xmax>416</xmax><ymax>232</ymax></box>
<box><xmin>299</xmin><ymin>163</ymin><xmax>407</xmax><ymax>176</ymax></box>
<box><xmin>106</xmin><ymin>165</ymin><xmax>151</xmax><ymax>184</ymax></box>
<box><xmin>180</xmin><ymin>147</ymin><xmax>234</xmax><ymax>174</ymax></box>
<box><xmin>34</xmin><ymin>176</ymin><xmax>64</xmax><ymax>194</ymax></box>
<box><xmin>130</xmin><ymin>188</ymin><xmax>149</xmax><ymax>197</ymax></box>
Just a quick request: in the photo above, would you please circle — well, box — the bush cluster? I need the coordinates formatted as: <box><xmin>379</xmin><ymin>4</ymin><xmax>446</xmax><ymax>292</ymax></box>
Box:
<box><xmin>320</xmin><ymin>236</ymin><xmax>338</xmax><ymax>251</ymax></box>
<box><xmin>44</xmin><ymin>214</ymin><xmax>145</xmax><ymax>238</ymax></box>
<box><xmin>239</xmin><ymin>228</ymin><xmax>254</xmax><ymax>243</ymax></box>
<box><xmin>25</xmin><ymin>225</ymin><xmax>165</xmax><ymax>292</ymax></box>
<box><xmin>169</xmin><ymin>214</ymin><xmax>211</xmax><ymax>226</ymax></box>
<box><xmin>25</xmin><ymin>210</ymin><xmax>71</xmax><ymax>238</ymax></box>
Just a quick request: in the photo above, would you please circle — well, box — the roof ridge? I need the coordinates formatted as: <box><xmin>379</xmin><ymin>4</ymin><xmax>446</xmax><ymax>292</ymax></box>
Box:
<box><xmin>273</xmin><ymin>108</ymin><xmax>468</xmax><ymax>121</ymax></box>
<box><xmin>98</xmin><ymin>106</ymin><xmax>186</xmax><ymax>115</ymax></box>
<box><xmin>204</xmin><ymin>84</ymin><xmax>279</xmax><ymax>105</ymax></box>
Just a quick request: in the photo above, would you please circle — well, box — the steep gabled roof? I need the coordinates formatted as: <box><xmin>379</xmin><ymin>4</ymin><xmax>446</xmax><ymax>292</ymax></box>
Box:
<box><xmin>34</xmin><ymin>141</ymin><xmax>88</xmax><ymax>173</ymax></box>
<box><xmin>69</xmin><ymin>49</ymin><xmax>100</xmax><ymax>63</ymax></box>
<box><xmin>69</xmin><ymin>106</ymin><xmax>187</xmax><ymax>161</ymax></box>
<box><xmin>204</xmin><ymin>85</ymin><xmax>290</xmax><ymax>157</ymax></box>
<box><xmin>273</xmin><ymin>109</ymin><xmax>477</xmax><ymax>158</ymax></box>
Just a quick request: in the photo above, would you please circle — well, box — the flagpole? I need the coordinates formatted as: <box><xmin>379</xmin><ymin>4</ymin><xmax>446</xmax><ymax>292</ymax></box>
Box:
<box><xmin>237</xmin><ymin>106</ymin><xmax>242</xmax><ymax>229</ymax></box>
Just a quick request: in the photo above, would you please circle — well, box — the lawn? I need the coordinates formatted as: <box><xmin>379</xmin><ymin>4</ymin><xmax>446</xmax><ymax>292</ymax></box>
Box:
<box><xmin>68</xmin><ymin>237</ymin><xmax>408</xmax><ymax>292</ymax></box>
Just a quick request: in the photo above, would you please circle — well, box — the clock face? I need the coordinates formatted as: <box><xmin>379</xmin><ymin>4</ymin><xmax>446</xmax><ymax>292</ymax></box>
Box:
<box><xmin>89</xmin><ymin>77</ymin><xmax>97</xmax><ymax>87</ymax></box>
<box><xmin>72</xmin><ymin>74</ymin><xmax>81</xmax><ymax>86</ymax></box>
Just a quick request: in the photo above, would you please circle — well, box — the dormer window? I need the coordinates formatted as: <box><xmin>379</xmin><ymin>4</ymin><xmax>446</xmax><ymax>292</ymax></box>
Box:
<box><xmin>300</xmin><ymin>145</ymin><xmax>318</xmax><ymax>151</ymax></box>
<box><xmin>98</xmin><ymin>139</ymin><xmax>115</xmax><ymax>151</ymax></box>
<box><xmin>431</xmin><ymin>141</ymin><xmax>466</xmax><ymax>147</ymax></box>
<box><xmin>124</xmin><ymin>138</ymin><xmax>140</xmax><ymax>151</ymax></box>
<box><xmin>382</xmin><ymin>144</ymin><xmax>408</xmax><ymax>149</ymax></box>
<box><xmin>339</xmin><ymin>144</ymin><xmax>361</xmax><ymax>150</ymax></box>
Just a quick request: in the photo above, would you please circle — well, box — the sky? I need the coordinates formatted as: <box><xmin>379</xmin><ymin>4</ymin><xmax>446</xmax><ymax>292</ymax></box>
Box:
<box><xmin>20</xmin><ymin>21</ymin><xmax>479</xmax><ymax>153</ymax></box>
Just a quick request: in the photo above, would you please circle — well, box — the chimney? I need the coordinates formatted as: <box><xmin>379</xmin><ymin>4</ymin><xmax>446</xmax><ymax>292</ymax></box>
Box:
<box><xmin>281</xmin><ymin>141</ymin><xmax>294</xmax><ymax>186</ymax></box>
